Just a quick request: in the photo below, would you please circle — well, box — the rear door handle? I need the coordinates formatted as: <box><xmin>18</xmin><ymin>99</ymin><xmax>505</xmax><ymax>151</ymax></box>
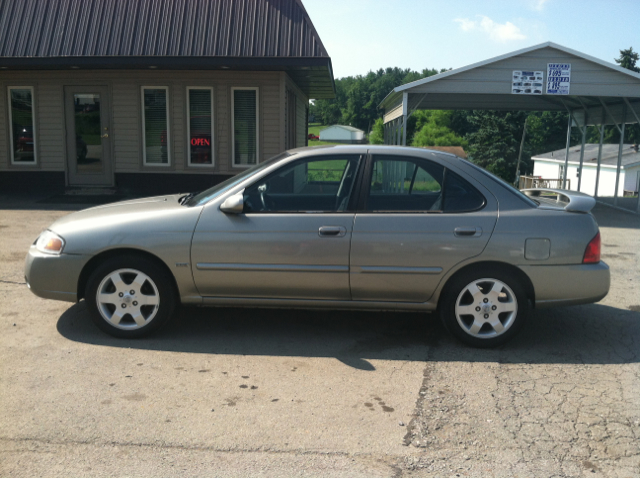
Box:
<box><xmin>454</xmin><ymin>226</ymin><xmax>482</xmax><ymax>237</ymax></box>
<box><xmin>318</xmin><ymin>226</ymin><xmax>346</xmax><ymax>237</ymax></box>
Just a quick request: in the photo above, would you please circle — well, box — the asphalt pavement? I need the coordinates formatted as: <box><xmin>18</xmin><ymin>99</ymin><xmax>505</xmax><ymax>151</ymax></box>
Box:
<box><xmin>0</xmin><ymin>196</ymin><xmax>638</xmax><ymax>477</ymax></box>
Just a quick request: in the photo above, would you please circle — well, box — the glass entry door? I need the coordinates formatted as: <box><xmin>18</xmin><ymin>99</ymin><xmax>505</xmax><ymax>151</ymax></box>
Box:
<box><xmin>65</xmin><ymin>86</ymin><xmax>112</xmax><ymax>186</ymax></box>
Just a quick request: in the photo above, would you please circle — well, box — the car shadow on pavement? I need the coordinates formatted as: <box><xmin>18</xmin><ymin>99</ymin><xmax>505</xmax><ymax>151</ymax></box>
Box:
<box><xmin>592</xmin><ymin>204</ymin><xmax>640</xmax><ymax>230</ymax></box>
<box><xmin>56</xmin><ymin>302</ymin><xmax>640</xmax><ymax>370</ymax></box>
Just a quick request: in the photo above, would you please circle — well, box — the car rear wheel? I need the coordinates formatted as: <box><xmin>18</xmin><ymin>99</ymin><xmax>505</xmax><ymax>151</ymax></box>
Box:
<box><xmin>440</xmin><ymin>268</ymin><xmax>528</xmax><ymax>347</ymax></box>
<box><xmin>85</xmin><ymin>255</ymin><xmax>177</xmax><ymax>338</ymax></box>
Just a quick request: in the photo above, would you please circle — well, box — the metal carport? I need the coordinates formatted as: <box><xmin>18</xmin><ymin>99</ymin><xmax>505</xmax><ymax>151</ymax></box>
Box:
<box><xmin>379</xmin><ymin>42</ymin><xmax>640</xmax><ymax>214</ymax></box>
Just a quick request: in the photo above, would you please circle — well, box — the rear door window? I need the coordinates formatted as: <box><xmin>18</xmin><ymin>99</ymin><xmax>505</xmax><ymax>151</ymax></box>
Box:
<box><xmin>365</xmin><ymin>155</ymin><xmax>485</xmax><ymax>213</ymax></box>
<box><xmin>367</xmin><ymin>156</ymin><xmax>444</xmax><ymax>212</ymax></box>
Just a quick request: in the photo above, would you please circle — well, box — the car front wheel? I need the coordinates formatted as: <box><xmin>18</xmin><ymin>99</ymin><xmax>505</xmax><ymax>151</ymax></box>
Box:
<box><xmin>85</xmin><ymin>255</ymin><xmax>177</xmax><ymax>338</ymax></box>
<box><xmin>440</xmin><ymin>268</ymin><xmax>528</xmax><ymax>347</ymax></box>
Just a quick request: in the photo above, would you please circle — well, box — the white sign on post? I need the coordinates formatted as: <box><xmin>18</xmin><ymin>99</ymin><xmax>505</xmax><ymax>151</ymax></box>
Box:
<box><xmin>546</xmin><ymin>63</ymin><xmax>571</xmax><ymax>95</ymax></box>
<box><xmin>512</xmin><ymin>70</ymin><xmax>544</xmax><ymax>95</ymax></box>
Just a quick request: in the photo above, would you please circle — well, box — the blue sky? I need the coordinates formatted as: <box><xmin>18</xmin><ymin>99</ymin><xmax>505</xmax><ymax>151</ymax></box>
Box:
<box><xmin>301</xmin><ymin>0</ymin><xmax>639</xmax><ymax>79</ymax></box>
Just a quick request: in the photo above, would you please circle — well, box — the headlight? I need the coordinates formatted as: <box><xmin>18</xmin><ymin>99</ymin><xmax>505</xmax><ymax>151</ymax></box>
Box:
<box><xmin>35</xmin><ymin>230</ymin><xmax>65</xmax><ymax>255</ymax></box>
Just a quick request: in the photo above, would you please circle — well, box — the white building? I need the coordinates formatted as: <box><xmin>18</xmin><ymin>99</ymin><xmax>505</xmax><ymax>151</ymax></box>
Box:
<box><xmin>319</xmin><ymin>125</ymin><xmax>365</xmax><ymax>143</ymax></box>
<box><xmin>532</xmin><ymin>144</ymin><xmax>640</xmax><ymax>197</ymax></box>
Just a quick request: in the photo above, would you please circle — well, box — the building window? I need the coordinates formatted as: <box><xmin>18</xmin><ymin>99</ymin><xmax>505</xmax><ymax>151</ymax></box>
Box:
<box><xmin>141</xmin><ymin>87</ymin><xmax>170</xmax><ymax>166</ymax></box>
<box><xmin>232</xmin><ymin>87</ymin><xmax>259</xmax><ymax>167</ymax></box>
<box><xmin>8</xmin><ymin>87</ymin><xmax>36</xmax><ymax>164</ymax></box>
<box><xmin>187</xmin><ymin>87</ymin><xmax>214</xmax><ymax>166</ymax></box>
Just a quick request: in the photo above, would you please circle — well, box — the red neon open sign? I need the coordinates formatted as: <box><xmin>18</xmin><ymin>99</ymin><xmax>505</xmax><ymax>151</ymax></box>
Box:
<box><xmin>191</xmin><ymin>138</ymin><xmax>211</xmax><ymax>147</ymax></box>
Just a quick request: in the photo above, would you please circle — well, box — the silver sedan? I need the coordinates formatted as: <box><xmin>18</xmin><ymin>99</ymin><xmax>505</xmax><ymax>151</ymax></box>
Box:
<box><xmin>25</xmin><ymin>146</ymin><xmax>609</xmax><ymax>347</ymax></box>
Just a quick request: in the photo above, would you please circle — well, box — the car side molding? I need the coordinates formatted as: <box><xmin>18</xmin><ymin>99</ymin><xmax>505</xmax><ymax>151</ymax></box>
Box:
<box><xmin>521</xmin><ymin>188</ymin><xmax>596</xmax><ymax>213</ymax></box>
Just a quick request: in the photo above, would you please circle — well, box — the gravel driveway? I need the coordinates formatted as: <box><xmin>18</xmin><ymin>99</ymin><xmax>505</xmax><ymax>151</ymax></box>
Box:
<box><xmin>1</xmin><ymin>197</ymin><xmax>638</xmax><ymax>477</ymax></box>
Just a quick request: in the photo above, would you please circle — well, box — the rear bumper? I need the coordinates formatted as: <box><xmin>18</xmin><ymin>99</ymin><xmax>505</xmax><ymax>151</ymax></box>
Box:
<box><xmin>520</xmin><ymin>261</ymin><xmax>610</xmax><ymax>308</ymax></box>
<box><xmin>24</xmin><ymin>246</ymin><xmax>88</xmax><ymax>303</ymax></box>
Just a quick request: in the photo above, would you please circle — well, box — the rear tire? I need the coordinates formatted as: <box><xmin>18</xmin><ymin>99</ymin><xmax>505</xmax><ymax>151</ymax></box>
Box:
<box><xmin>439</xmin><ymin>267</ymin><xmax>529</xmax><ymax>348</ymax></box>
<box><xmin>85</xmin><ymin>255</ymin><xmax>177</xmax><ymax>338</ymax></box>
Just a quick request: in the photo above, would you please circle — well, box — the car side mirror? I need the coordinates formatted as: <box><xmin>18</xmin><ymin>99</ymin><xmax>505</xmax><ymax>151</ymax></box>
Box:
<box><xmin>219</xmin><ymin>190</ymin><xmax>245</xmax><ymax>214</ymax></box>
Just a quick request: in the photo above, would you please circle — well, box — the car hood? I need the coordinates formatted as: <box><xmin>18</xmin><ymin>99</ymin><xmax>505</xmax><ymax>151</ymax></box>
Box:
<box><xmin>50</xmin><ymin>195</ymin><xmax>183</xmax><ymax>228</ymax></box>
<box><xmin>47</xmin><ymin>194</ymin><xmax>204</xmax><ymax>254</ymax></box>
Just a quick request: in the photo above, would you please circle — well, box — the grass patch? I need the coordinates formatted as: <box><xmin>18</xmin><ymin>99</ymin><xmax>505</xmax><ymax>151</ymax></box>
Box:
<box><xmin>308</xmin><ymin>123</ymin><xmax>326</xmax><ymax>137</ymax></box>
<box><xmin>307</xmin><ymin>139</ymin><xmax>344</xmax><ymax>146</ymax></box>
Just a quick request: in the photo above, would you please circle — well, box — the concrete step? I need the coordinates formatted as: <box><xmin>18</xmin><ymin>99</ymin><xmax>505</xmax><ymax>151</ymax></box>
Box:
<box><xmin>64</xmin><ymin>187</ymin><xmax>118</xmax><ymax>196</ymax></box>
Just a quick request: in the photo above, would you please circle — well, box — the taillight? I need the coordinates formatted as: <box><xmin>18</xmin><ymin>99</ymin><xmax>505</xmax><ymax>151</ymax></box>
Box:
<box><xmin>583</xmin><ymin>232</ymin><xmax>601</xmax><ymax>264</ymax></box>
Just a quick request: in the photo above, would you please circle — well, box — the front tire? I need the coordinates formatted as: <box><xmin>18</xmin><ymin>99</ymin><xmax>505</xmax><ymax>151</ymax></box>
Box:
<box><xmin>440</xmin><ymin>268</ymin><xmax>529</xmax><ymax>348</ymax></box>
<box><xmin>85</xmin><ymin>255</ymin><xmax>177</xmax><ymax>338</ymax></box>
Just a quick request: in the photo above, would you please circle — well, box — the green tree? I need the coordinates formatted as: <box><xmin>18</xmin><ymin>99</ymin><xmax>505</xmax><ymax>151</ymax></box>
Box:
<box><xmin>311</xmin><ymin>67</ymin><xmax>445</xmax><ymax>133</ymax></box>
<box><xmin>463</xmin><ymin>110</ymin><xmax>529</xmax><ymax>180</ymax></box>
<box><xmin>369</xmin><ymin>118</ymin><xmax>384</xmax><ymax>144</ymax></box>
<box><xmin>615</xmin><ymin>47</ymin><xmax>640</xmax><ymax>72</ymax></box>
<box><xmin>410</xmin><ymin>110</ymin><xmax>467</xmax><ymax>148</ymax></box>
<box><xmin>525</xmin><ymin>111</ymin><xmax>580</xmax><ymax>155</ymax></box>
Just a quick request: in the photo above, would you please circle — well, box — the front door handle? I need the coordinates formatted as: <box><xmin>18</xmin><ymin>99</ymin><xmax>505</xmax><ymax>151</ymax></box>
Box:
<box><xmin>454</xmin><ymin>226</ymin><xmax>482</xmax><ymax>237</ymax></box>
<box><xmin>318</xmin><ymin>226</ymin><xmax>346</xmax><ymax>237</ymax></box>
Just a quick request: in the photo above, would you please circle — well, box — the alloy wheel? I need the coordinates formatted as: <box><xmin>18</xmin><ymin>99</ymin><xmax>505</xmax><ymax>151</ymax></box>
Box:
<box><xmin>96</xmin><ymin>268</ymin><xmax>160</xmax><ymax>330</ymax></box>
<box><xmin>454</xmin><ymin>278</ymin><xmax>518</xmax><ymax>338</ymax></box>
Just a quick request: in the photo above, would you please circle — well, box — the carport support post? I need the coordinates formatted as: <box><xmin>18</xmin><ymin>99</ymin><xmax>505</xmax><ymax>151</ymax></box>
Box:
<box><xmin>401</xmin><ymin>92</ymin><xmax>408</xmax><ymax>146</ymax></box>
<box><xmin>577</xmin><ymin>111</ymin><xmax>588</xmax><ymax>192</ymax></box>
<box><xmin>594</xmin><ymin>110</ymin><xmax>605</xmax><ymax>198</ymax></box>
<box><xmin>562</xmin><ymin>113</ymin><xmax>572</xmax><ymax>189</ymax></box>
<box><xmin>613</xmin><ymin>104</ymin><xmax>627</xmax><ymax>207</ymax></box>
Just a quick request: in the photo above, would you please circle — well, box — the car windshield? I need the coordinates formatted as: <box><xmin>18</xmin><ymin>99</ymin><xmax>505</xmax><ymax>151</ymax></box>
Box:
<box><xmin>185</xmin><ymin>152</ymin><xmax>292</xmax><ymax>206</ymax></box>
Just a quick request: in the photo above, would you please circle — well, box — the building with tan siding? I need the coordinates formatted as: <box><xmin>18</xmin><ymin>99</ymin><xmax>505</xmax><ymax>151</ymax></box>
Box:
<box><xmin>0</xmin><ymin>0</ymin><xmax>334</xmax><ymax>194</ymax></box>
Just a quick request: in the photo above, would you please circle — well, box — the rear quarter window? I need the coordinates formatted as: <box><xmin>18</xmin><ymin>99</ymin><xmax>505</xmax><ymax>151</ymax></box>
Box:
<box><xmin>443</xmin><ymin>170</ymin><xmax>486</xmax><ymax>213</ymax></box>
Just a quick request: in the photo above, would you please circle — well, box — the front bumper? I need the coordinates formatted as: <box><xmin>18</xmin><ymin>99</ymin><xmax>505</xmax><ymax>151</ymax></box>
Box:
<box><xmin>520</xmin><ymin>261</ymin><xmax>610</xmax><ymax>308</ymax></box>
<box><xmin>24</xmin><ymin>246</ymin><xmax>88</xmax><ymax>303</ymax></box>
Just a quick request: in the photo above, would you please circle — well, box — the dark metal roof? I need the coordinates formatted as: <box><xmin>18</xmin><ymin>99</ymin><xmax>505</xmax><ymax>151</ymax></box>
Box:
<box><xmin>0</xmin><ymin>0</ymin><xmax>334</xmax><ymax>98</ymax></box>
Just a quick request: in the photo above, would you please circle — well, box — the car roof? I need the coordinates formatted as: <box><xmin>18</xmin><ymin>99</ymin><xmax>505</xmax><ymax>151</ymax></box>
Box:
<box><xmin>286</xmin><ymin>144</ymin><xmax>460</xmax><ymax>158</ymax></box>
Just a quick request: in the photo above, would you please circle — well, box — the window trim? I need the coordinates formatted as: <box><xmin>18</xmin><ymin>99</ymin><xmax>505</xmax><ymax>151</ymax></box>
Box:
<box><xmin>141</xmin><ymin>86</ymin><xmax>171</xmax><ymax>167</ymax></box>
<box><xmin>186</xmin><ymin>86</ymin><xmax>214</xmax><ymax>168</ymax></box>
<box><xmin>231</xmin><ymin>87</ymin><xmax>259</xmax><ymax>168</ymax></box>
<box><xmin>8</xmin><ymin>86</ymin><xmax>37</xmax><ymax>165</ymax></box>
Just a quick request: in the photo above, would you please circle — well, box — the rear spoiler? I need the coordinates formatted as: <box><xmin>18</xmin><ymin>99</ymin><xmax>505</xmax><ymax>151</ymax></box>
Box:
<box><xmin>521</xmin><ymin>188</ymin><xmax>596</xmax><ymax>213</ymax></box>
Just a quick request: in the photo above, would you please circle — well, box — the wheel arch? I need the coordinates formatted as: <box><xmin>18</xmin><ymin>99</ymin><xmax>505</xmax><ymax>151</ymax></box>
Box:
<box><xmin>437</xmin><ymin>261</ymin><xmax>535</xmax><ymax>310</ymax></box>
<box><xmin>77</xmin><ymin>248</ymin><xmax>180</xmax><ymax>302</ymax></box>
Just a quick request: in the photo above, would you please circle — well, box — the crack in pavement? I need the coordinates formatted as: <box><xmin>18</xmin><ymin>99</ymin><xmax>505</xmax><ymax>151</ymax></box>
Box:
<box><xmin>397</xmin><ymin>348</ymin><xmax>640</xmax><ymax>477</ymax></box>
<box><xmin>0</xmin><ymin>279</ymin><xmax>26</xmax><ymax>285</ymax></box>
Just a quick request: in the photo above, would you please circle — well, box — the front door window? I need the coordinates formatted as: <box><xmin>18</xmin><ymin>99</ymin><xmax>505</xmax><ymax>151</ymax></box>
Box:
<box><xmin>73</xmin><ymin>94</ymin><xmax>103</xmax><ymax>174</ymax></box>
<box><xmin>65</xmin><ymin>86</ymin><xmax>112</xmax><ymax>186</ymax></box>
<box><xmin>242</xmin><ymin>155</ymin><xmax>361</xmax><ymax>213</ymax></box>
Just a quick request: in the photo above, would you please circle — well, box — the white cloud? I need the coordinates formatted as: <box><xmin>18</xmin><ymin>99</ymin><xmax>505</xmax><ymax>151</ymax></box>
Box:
<box><xmin>454</xmin><ymin>18</ymin><xmax>476</xmax><ymax>32</ymax></box>
<box><xmin>479</xmin><ymin>16</ymin><xmax>526</xmax><ymax>42</ymax></box>
<box><xmin>454</xmin><ymin>15</ymin><xmax>526</xmax><ymax>43</ymax></box>
<box><xmin>531</xmin><ymin>0</ymin><xmax>550</xmax><ymax>11</ymax></box>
